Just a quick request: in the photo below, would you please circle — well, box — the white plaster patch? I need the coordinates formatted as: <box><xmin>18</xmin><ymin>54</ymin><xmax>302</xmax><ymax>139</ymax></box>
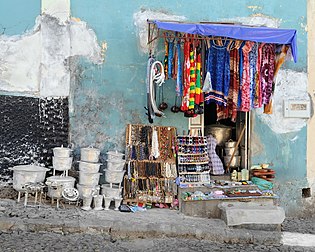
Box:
<box><xmin>133</xmin><ymin>10</ymin><xmax>186</xmax><ymax>54</ymax></box>
<box><xmin>41</xmin><ymin>0</ymin><xmax>70</xmax><ymax>23</ymax></box>
<box><xmin>255</xmin><ymin>69</ymin><xmax>309</xmax><ymax>134</ymax></box>
<box><xmin>0</xmin><ymin>23</ymin><xmax>41</xmax><ymax>93</ymax></box>
<box><xmin>0</xmin><ymin>14</ymin><xmax>104</xmax><ymax>97</ymax></box>
<box><xmin>224</xmin><ymin>14</ymin><xmax>281</xmax><ymax>28</ymax></box>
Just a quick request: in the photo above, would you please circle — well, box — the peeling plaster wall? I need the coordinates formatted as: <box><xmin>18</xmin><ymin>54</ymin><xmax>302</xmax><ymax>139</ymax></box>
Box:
<box><xmin>0</xmin><ymin>14</ymin><xmax>103</xmax><ymax>97</ymax></box>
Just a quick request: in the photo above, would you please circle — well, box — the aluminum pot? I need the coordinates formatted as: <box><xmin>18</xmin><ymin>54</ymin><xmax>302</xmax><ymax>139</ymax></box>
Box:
<box><xmin>79</xmin><ymin>172</ymin><xmax>102</xmax><ymax>186</ymax></box>
<box><xmin>78</xmin><ymin>161</ymin><xmax>102</xmax><ymax>173</ymax></box>
<box><xmin>46</xmin><ymin>176</ymin><xmax>75</xmax><ymax>198</ymax></box>
<box><xmin>205</xmin><ymin>124</ymin><xmax>233</xmax><ymax>146</ymax></box>
<box><xmin>104</xmin><ymin>169</ymin><xmax>125</xmax><ymax>184</ymax></box>
<box><xmin>76</xmin><ymin>184</ymin><xmax>99</xmax><ymax>198</ymax></box>
<box><xmin>81</xmin><ymin>147</ymin><xmax>100</xmax><ymax>163</ymax></box>
<box><xmin>9</xmin><ymin>165</ymin><xmax>50</xmax><ymax>191</ymax></box>
<box><xmin>52</xmin><ymin>156</ymin><xmax>73</xmax><ymax>171</ymax></box>
<box><xmin>53</xmin><ymin>146</ymin><xmax>72</xmax><ymax>158</ymax></box>
<box><xmin>225</xmin><ymin>140</ymin><xmax>237</xmax><ymax>148</ymax></box>
<box><xmin>106</xmin><ymin>159</ymin><xmax>125</xmax><ymax>171</ymax></box>
<box><xmin>225</xmin><ymin>147</ymin><xmax>239</xmax><ymax>156</ymax></box>
<box><xmin>106</xmin><ymin>151</ymin><xmax>124</xmax><ymax>160</ymax></box>
<box><xmin>101</xmin><ymin>184</ymin><xmax>122</xmax><ymax>198</ymax></box>
<box><xmin>223</xmin><ymin>155</ymin><xmax>241</xmax><ymax>168</ymax></box>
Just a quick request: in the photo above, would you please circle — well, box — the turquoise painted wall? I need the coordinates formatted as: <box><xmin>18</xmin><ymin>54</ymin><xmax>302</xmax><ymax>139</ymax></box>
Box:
<box><xmin>0</xmin><ymin>1</ymin><xmax>40</xmax><ymax>35</ymax></box>
<box><xmin>70</xmin><ymin>0</ymin><xmax>307</xmax><ymax>214</ymax></box>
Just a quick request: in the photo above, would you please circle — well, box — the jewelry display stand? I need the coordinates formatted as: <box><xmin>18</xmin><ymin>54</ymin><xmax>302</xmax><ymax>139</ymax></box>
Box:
<box><xmin>123</xmin><ymin>124</ymin><xmax>177</xmax><ymax>205</ymax></box>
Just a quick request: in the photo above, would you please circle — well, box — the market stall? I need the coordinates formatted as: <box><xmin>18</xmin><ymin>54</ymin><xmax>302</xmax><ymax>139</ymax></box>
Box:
<box><xmin>144</xmin><ymin>19</ymin><xmax>297</xmax><ymax>216</ymax></box>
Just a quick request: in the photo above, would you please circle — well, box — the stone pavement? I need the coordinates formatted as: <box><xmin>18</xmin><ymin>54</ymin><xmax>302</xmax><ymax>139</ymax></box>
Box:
<box><xmin>0</xmin><ymin>198</ymin><xmax>315</xmax><ymax>250</ymax></box>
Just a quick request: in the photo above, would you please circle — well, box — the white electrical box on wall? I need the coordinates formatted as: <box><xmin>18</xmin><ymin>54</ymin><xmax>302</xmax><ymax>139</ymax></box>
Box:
<box><xmin>284</xmin><ymin>99</ymin><xmax>311</xmax><ymax>118</ymax></box>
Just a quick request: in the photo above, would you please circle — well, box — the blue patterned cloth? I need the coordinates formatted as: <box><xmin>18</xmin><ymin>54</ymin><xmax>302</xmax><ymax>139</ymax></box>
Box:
<box><xmin>205</xmin><ymin>40</ymin><xmax>230</xmax><ymax>106</ymax></box>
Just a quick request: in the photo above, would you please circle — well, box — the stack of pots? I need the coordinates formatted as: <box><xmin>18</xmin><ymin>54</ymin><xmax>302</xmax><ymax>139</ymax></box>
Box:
<box><xmin>223</xmin><ymin>140</ymin><xmax>241</xmax><ymax>168</ymax></box>
<box><xmin>77</xmin><ymin>146</ymin><xmax>102</xmax><ymax>210</ymax></box>
<box><xmin>52</xmin><ymin>146</ymin><xmax>73</xmax><ymax>175</ymax></box>
<box><xmin>101</xmin><ymin>151</ymin><xmax>125</xmax><ymax>210</ymax></box>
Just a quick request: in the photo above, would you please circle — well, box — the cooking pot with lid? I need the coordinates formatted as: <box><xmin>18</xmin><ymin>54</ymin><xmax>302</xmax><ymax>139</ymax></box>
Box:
<box><xmin>205</xmin><ymin>124</ymin><xmax>233</xmax><ymax>146</ymax></box>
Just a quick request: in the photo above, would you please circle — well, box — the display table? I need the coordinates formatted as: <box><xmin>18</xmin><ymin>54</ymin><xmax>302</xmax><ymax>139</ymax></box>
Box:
<box><xmin>178</xmin><ymin>184</ymin><xmax>279</xmax><ymax>218</ymax></box>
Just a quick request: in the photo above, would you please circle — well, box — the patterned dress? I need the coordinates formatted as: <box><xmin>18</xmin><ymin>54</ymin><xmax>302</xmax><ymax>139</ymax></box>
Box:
<box><xmin>227</xmin><ymin>40</ymin><xmax>242</xmax><ymax>122</ymax></box>
<box><xmin>240</xmin><ymin>41</ymin><xmax>254</xmax><ymax>112</ymax></box>
<box><xmin>204</xmin><ymin>39</ymin><xmax>230</xmax><ymax>106</ymax></box>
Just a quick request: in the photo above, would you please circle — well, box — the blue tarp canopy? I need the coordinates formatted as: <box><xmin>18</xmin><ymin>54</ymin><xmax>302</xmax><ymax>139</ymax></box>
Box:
<box><xmin>151</xmin><ymin>20</ymin><xmax>298</xmax><ymax>62</ymax></box>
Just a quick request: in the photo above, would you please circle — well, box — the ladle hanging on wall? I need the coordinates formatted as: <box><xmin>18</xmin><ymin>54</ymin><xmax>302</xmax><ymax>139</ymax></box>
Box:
<box><xmin>171</xmin><ymin>96</ymin><xmax>180</xmax><ymax>113</ymax></box>
<box><xmin>158</xmin><ymin>84</ymin><xmax>168</xmax><ymax>111</ymax></box>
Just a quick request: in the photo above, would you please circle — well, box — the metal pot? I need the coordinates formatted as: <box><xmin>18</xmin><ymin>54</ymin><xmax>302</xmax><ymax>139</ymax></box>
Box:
<box><xmin>53</xmin><ymin>146</ymin><xmax>72</xmax><ymax>158</ymax></box>
<box><xmin>46</xmin><ymin>176</ymin><xmax>75</xmax><ymax>198</ymax></box>
<box><xmin>76</xmin><ymin>184</ymin><xmax>99</xmax><ymax>198</ymax></box>
<box><xmin>104</xmin><ymin>169</ymin><xmax>125</xmax><ymax>184</ymax></box>
<box><xmin>223</xmin><ymin>155</ymin><xmax>241</xmax><ymax>168</ymax></box>
<box><xmin>52</xmin><ymin>156</ymin><xmax>73</xmax><ymax>171</ymax></box>
<box><xmin>225</xmin><ymin>140</ymin><xmax>237</xmax><ymax>148</ymax></box>
<box><xmin>101</xmin><ymin>184</ymin><xmax>122</xmax><ymax>198</ymax></box>
<box><xmin>78</xmin><ymin>161</ymin><xmax>102</xmax><ymax>173</ymax></box>
<box><xmin>9</xmin><ymin>165</ymin><xmax>50</xmax><ymax>191</ymax></box>
<box><xmin>225</xmin><ymin>147</ymin><xmax>239</xmax><ymax>156</ymax></box>
<box><xmin>106</xmin><ymin>159</ymin><xmax>125</xmax><ymax>171</ymax></box>
<box><xmin>205</xmin><ymin>124</ymin><xmax>233</xmax><ymax>146</ymax></box>
<box><xmin>81</xmin><ymin>147</ymin><xmax>100</xmax><ymax>163</ymax></box>
<box><xmin>79</xmin><ymin>172</ymin><xmax>102</xmax><ymax>186</ymax></box>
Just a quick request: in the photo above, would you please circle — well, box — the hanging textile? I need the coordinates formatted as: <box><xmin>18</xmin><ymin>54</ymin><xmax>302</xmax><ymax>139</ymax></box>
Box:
<box><xmin>163</xmin><ymin>38</ymin><xmax>169</xmax><ymax>79</ymax></box>
<box><xmin>168</xmin><ymin>39</ymin><xmax>174</xmax><ymax>79</ymax></box>
<box><xmin>260</xmin><ymin>44</ymin><xmax>276</xmax><ymax>105</ymax></box>
<box><xmin>181</xmin><ymin>38</ymin><xmax>191</xmax><ymax>111</ymax></box>
<box><xmin>263</xmin><ymin>44</ymin><xmax>289</xmax><ymax>114</ymax></box>
<box><xmin>254</xmin><ymin>43</ymin><xmax>264</xmax><ymax>108</ymax></box>
<box><xmin>240</xmin><ymin>41</ymin><xmax>254</xmax><ymax>112</ymax></box>
<box><xmin>195</xmin><ymin>43</ymin><xmax>202</xmax><ymax>106</ymax></box>
<box><xmin>204</xmin><ymin>39</ymin><xmax>230</xmax><ymax>106</ymax></box>
<box><xmin>249</xmin><ymin>42</ymin><xmax>258</xmax><ymax>108</ymax></box>
<box><xmin>226</xmin><ymin>40</ymin><xmax>242</xmax><ymax>122</ymax></box>
<box><xmin>188</xmin><ymin>43</ymin><xmax>196</xmax><ymax>110</ymax></box>
<box><xmin>175</xmin><ymin>41</ymin><xmax>183</xmax><ymax>97</ymax></box>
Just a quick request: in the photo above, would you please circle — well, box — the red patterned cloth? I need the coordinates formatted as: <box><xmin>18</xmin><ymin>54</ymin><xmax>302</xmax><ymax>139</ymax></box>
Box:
<box><xmin>240</xmin><ymin>41</ymin><xmax>254</xmax><ymax>112</ymax></box>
